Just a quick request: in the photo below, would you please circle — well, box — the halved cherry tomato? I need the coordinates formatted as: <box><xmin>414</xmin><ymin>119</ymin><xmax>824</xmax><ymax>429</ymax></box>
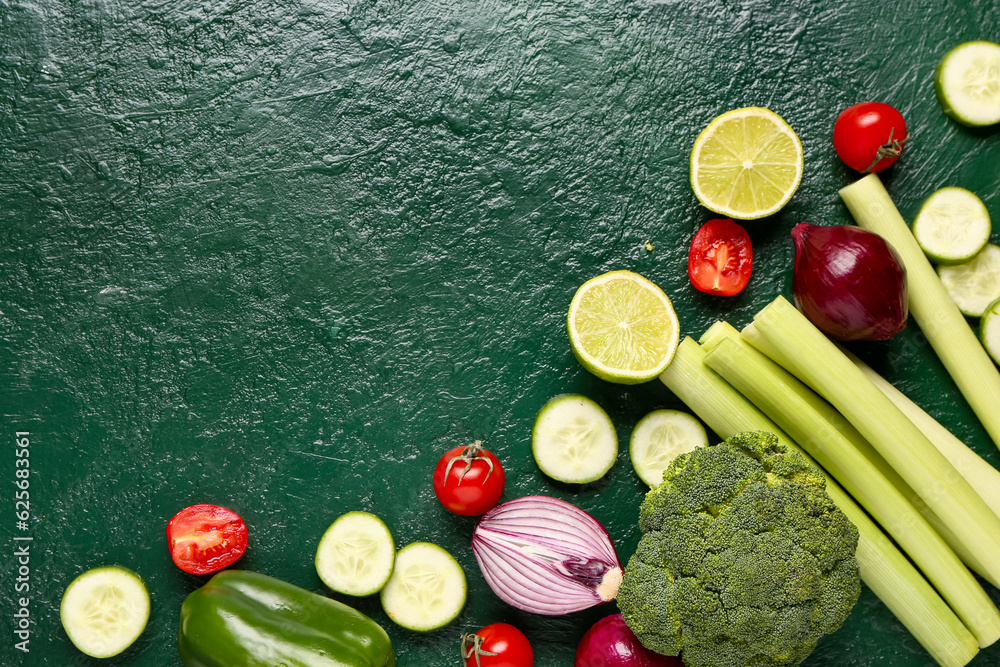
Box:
<box><xmin>166</xmin><ymin>504</ymin><xmax>248</xmax><ymax>575</ymax></box>
<box><xmin>688</xmin><ymin>218</ymin><xmax>753</xmax><ymax>297</ymax></box>
<box><xmin>433</xmin><ymin>441</ymin><xmax>505</xmax><ymax>517</ymax></box>
<box><xmin>833</xmin><ymin>102</ymin><xmax>908</xmax><ymax>173</ymax></box>
<box><xmin>462</xmin><ymin>623</ymin><xmax>534</xmax><ymax>667</ymax></box>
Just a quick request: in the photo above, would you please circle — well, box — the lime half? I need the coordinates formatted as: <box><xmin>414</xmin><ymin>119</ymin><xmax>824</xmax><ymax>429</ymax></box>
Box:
<box><xmin>690</xmin><ymin>107</ymin><xmax>803</xmax><ymax>220</ymax></box>
<box><xmin>629</xmin><ymin>410</ymin><xmax>708</xmax><ymax>488</ymax></box>
<box><xmin>532</xmin><ymin>394</ymin><xmax>618</xmax><ymax>484</ymax></box>
<box><xmin>567</xmin><ymin>270</ymin><xmax>680</xmax><ymax>384</ymax></box>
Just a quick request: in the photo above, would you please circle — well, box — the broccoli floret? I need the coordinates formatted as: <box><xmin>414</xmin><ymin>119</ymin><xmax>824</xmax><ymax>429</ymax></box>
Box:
<box><xmin>618</xmin><ymin>431</ymin><xmax>860</xmax><ymax>667</ymax></box>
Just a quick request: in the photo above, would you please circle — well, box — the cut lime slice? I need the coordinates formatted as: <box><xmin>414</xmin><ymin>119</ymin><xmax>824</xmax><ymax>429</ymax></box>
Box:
<box><xmin>532</xmin><ymin>394</ymin><xmax>617</xmax><ymax>484</ymax></box>
<box><xmin>913</xmin><ymin>187</ymin><xmax>991</xmax><ymax>265</ymax></box>
<box><xmin>315</xmin><ymin>511</ymin><xmax>395</xmax><ymax>596</ymax></box>
<box><xmin>380</xmin><ymin>542</ymin><xmax>466</xmax><ymax>632</ymax></box>
<box><xmin>567</xmin><ymin>270</ymin><xmax>680</xmax><ymax>384</ymax></box>
<box><xmin>61</xmin><ymin>566</ymin><xmax>150</xmax><ymax>658</ymax></box>
<box><xmin>935</xmin><ymin>41</ymin><xmax>1000</xmax><ymax>127</ymax></box>
<box><xmin>981</xmin><ymin>297</ymin><xmax>1000</xmax><ymax>365</ymax></box>
<box><xmin>629</xmin><ymin>410</ymin><xmax>708</xmax><ymax>488</ymax></box>
<box><xmin>939</xmin><ymin>244</ymin><xmax>1000</xmax><ymax>317</ymax></box>
<box><xmin>690</xmin><ymin>107</ymin><xmax>803</xmax><ymax>220</ymax></box>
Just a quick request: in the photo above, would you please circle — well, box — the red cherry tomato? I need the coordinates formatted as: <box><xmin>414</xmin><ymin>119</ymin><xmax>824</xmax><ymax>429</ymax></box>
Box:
<box><xmin>833</xmin><ymin>102</ymin><xmax>909</xmax><ymax>173</ymax></box>
<box><xmin>688</xmin><ymin>218</ymin><xmax>753</xmax><ymax>297</ymax></box>
<box><xmin>433</xmin><ymin>441</ymin><xmax>505</xmax><ymax>516</ymax></box>
<box><xmin>462</xmin><ymin>623</ymin><xmax>534</xmax><ymax>667</ymax></box>
<box><xmin>166</xmin><ymin>504</ymin><xmax>248</xmax><ymax>575</ymax></box>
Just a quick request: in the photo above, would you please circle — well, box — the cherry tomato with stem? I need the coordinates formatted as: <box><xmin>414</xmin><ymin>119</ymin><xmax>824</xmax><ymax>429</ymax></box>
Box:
<box><xmin>166</xmin><ymin>504</ymin><xmax>248</xmax><ymax>575</ymax></box>
<box><xmin>462</xmin><ymin>623</ymin><xmax>534</xmax><ymax>667</ymax></box>
<box><xmin>433</xmin><ymin>441</ymin><xmax>505</xmax><ymax>516</ymax></box>
<box><xmin>833</xmin><ymin>102</ymin><xmax>909</xmax><ymax>173</ymax></box>
<box><xmin>688</xmin><ymin>218</ymin><xmax>753</xmax><ymax>297</ymax></box>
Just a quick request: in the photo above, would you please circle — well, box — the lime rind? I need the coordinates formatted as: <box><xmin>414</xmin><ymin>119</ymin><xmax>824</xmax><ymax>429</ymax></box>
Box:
<box><xmin>315</xmin><ymin>511</ymin><xmax>395</xmax><ymax>596</ymax></box>
<box><xmin>689</xmin><ymin>107</ymin><xmax>804</xmax><ymax>220</ymax></box>
<box><xmin>567</xmin><ymin>270</ymin><xmax>680</xmax><ymax>385</ymax></box>
<box><xmin>939</xmin><ymin>244</ymin><xmax>1000</xmax><ymax>317</ymax></box>
<box><xmin>380</xmin><ymin>542</ymin><xmax>466</xmax><ymax>632</ymax></box>
<box><xmin>981</xmin><ymin>297</ymin><xmax>1000</xmax><ymax>365</ymax></box>
<box><xmin>935</xmin><ymin>41</ymin><xmax>1000</xmax><ymax>127</ymax></box>
<box><xmin>913</xmin><ymin>187</ymin><xmax>991</xmax><ymax>265</ymax></box>
<box><xmin>629</xmin><ymin>410</ymin><xmax>708</xmax><ymax>488</ymax></box>
<box><xmin>60</xmin><ymin>565</ymin><xmax>150</xmax><ymax>659</ymax></box>
<box><xmin>532</xmin><ymin>394</ymin><xmax>618</xmax><ymax>484</ymax></box>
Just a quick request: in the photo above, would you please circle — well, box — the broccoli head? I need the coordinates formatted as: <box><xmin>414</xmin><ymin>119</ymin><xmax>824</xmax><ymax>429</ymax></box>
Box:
<box><xmin>618</xmin><ymin>431</ymin><xmax>860</xmax><ymax>667</ymax></box>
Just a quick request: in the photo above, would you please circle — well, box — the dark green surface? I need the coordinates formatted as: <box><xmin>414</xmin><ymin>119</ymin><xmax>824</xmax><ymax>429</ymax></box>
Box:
<box><xmin>1</xmin><ymin>0</ymin><xmax>999</xmax><ymax>665</ymax></box>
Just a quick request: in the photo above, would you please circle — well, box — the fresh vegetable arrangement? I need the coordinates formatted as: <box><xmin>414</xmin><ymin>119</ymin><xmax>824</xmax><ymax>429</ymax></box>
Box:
<box><xmin>55</xmin><ymin>32</ymin><xmax>1000</xmax><ymax>667</ymax></box>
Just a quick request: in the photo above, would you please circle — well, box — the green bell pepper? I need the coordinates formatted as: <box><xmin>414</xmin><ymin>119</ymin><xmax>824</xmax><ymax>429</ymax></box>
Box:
<box><xmin>178</xmin><ymin>570</ymin><xmax>396</xmax><ymax>667</ymax></box>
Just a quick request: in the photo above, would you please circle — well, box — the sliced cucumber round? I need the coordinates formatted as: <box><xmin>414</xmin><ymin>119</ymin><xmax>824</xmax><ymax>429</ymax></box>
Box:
<box><xmin>981</xmin><ymin>297</ymin><xmax>1000</xmax><ymax>365</ymax></box>
<box><xmin>315</xmin><ymin>511</ymin><xmax>395</xmax><ymax>596</ymax></box>
<box><xmin>912</xmin><ymin>187</ymin><xmax>991</xmax><ymax>265</ymax></box>
<box><xmin>629</xmin><ymin>410</ymin><xmax>708</xmax><ymax>488</ymax></box>
<box><xmin>380</xmin><ymin>542</ymin><xmax>466</xmax><ymax>632</ymax></box>
<box><xmin>935</xmin><ymin>40</ymin><xmax>1000</xmax><ymax>126</ymax></box>
<box><xmin>532</xmin><ymin>394</ymin><xmax>618</xmax><ymax>484</ymax></box>
<box><xmin>60</xmin><ymin>566</ymin><xmax>150</xmax><ymax>658</ymax></box>
<box><xmin>939</xmin><ymin>244</ymin><xmax>1000</xmax><ymax>317</ymax></box>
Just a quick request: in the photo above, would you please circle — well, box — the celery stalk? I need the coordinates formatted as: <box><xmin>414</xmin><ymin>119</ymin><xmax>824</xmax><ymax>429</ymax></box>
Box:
<box><xmin>702</xmin><ymin>333</ymin><xmax>1000</xmax><ymax>646</ymax></box>
<box><xmin>840</xmin><ymin>173</ymin><xmax>1000</xmax><ymax>452</ymax></box>
<box><xmin>741</xmin><ymin>322</ymin><xmax>999</xmax><ymax>588</ymax></box>
<box><xmin>846</xmin><ymin>350</ymin><xmax>1000</xmax><ymax>522</ymax></box>
<box><xmin>752</xmin><ymin>296</ymin><xmax>1000</xmax><ymax>590</ymax></box>
<box><xmin>659</xmin><ymin>338</ymin><xmax>978</xmax><ymax>667</ymax></box>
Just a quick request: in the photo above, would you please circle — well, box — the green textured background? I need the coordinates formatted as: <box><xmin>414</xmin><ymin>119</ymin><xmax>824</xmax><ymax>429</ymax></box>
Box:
<box><xmin>2</xmin><ymin>0</ymin><xmax>999</xmax><ymax>664</ymax></box>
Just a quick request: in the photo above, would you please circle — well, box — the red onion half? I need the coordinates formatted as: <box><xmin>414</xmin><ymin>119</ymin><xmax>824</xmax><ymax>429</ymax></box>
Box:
<box><xmin>472</xmin><ymin>496</ymin><xmax>622</xmax><ymax>615</ymax></box>
<box><xmin>575</xmin><ymin>614</ymin><xmax>683</xmax><ymax>667</ymax></box>
<box><xmin>792</xmin><ymin>223</ymin><xmax>908</xmax><ymax>341</ymax></box>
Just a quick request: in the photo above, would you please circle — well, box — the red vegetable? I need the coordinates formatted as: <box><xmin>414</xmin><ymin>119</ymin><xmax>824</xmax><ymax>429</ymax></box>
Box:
<box><xmin>472</xmin><ymin>496</ymin><xmax>622</xmax><ymax>615</ymax></box>
<box><xmin>462</xmin><ymin>623</ymin><xmax>534</xmax><ymax>667</ymax></box>
<box><xmin>433</xmin><ymin>441</ymin><xmax>505</xmax><ymax>516</ymax></box>
<box><xmin>167</xmin><ymin>504</ymin><xmax>248</xmax><ymax>575</ymax></box>
<box><xmin>688</xmin><ymin>219</ymin><xmax>753</xmax><ymax>297</ymax></box>
<box><xmin>575</xmin><ymin>614</ymin><xmax>683</xmax><ymax>667</ymax></box>
<box><xmin>833</xmin><ymin>102</ymin><xmax>909</xmax><ymax>173</ymax></box>
<box><xmin>791</xmin><ymin>223</ymin><xmax>908</xmax><ymax>341</ymax></box>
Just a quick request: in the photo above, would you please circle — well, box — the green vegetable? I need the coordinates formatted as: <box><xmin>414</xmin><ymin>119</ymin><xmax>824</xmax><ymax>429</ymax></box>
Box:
<box><xmin>659</xmin><ymin>337</ymin><xmax>979</xmax><ymax>667</ymax></box>
<box><xmin>629</xmin><ymin>409</ymin><xmax>707</xmax><ymax>488</ymax></box>
<box><xmin>912</xmin><ymin>187</ymin><xmax>991</xmax><ymax>265</ymax></box>
<box><xmin>532</xmin><ymin>394</ymin><xmax>618</xmax><ymax>484</ymax></box>
<box><xmin>983</xmin><ymin>297</ymin><xmax>1000</xmax><ymax>366</ymax></box>
<box><xmin>618</xmin><ymin>430</ymin><xmax>861</xmax><ymax>667</ymax></box>
<box><xmin>380</xmin><ymin>542</ymin><xmax>466</xmax><ymax>632</ymax></box>
<box><xmin>701</xmin><ymin>326</ymin><xmax>1000</xmax><ymax>647</ymax></box>
<box><xmin>61</xmin><ymin>565</ymin><xmax>150</xmax><ymax>659</ymax></box>
<box><xmin>934</xmin><ymin>40</ymin><xmax>1000</xmax><ymax>127</ymax></box>
<box><xmin>840</xmin><ymin>174</ymin><xmax>1000</xmax><ymax>452</ymax></box>
<box><xmin>938</xmin><ymin>244</ymin><xmax>1000</xmax><ymax>317</ymax></box>
<box><xmin>315</xmin><ymin>511</ymin><xmax>395</xmax><ymax>596</ymax></box>
<box><xmin>178</xmin><ymin>570</ymin><xmax>396</xmax><ymax>667</ymax></box>
<box><xmin>751</xmin><ymin>295</ymin><xmax>1000</xmax><ymax>598</ymax></box>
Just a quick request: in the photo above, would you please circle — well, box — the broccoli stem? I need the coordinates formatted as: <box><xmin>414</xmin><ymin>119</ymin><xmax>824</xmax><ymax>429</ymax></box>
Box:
<box><xmin>700</xmin><ymin>324</ymin><xmax>1000</xmax><ymax>647</ymax></box>
<box><xmin>751</xmin><ymin>297</ymin><xmax>1000</xmax><ymax>595</ymax></box>
<box><xmin>659</xmin><ymin>337</ymin><xmax>979</xmax><ymax>667</ymax></box>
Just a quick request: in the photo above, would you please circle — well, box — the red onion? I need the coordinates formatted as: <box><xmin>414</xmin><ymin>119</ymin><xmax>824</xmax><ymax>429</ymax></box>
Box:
<box><xmin>575</xmin><ymin>614</ymin><xmax>683</xmax><ymax>667</ymax></box>
<box><xmin>472</xmin><ymin>496</ymin><xmax>622</xmax><ymax>615</ymax></box>
<box><xmin>791</xmin><ymin>223</ymin><xmax>908</xmax><ymax>341</ymax></box>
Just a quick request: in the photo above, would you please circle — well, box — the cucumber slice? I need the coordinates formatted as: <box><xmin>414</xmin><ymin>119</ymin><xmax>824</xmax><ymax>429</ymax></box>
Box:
<box><xmin>315</xmin><ymin>511</ymin><xmax>395</xmax><ymax>596</ymax></box>
<box><xmin>912</xmin><ymin>187</ymin><xmax>991</xmax><ymax>265</ymax></box>
<box><xmin>981</xmin><ymin>297</ymin><xmax>1000</xmax><ymax>365</ymax></box>
<box><xmin>629</xmin><ymin>409</ymin><xmax>708</xmax><ymax>488</ymax></box>
<box><xmin>935</xmin><ymin>41</ymin><xmax>1000</xmax><ymax>126</ymax></box>
<box><xmin>60</xmin><ymin>566</ymin><xmax>150</xmax><ymax>658</ymax></box>
<box><xmin>380</xmin><ymin>542</ymin><xmax>466</xmax><ymax>631</ymax></box>
<box><xmin>532</xmin><ymin>394</ymin><xmax>618</xmax><ymax>484</ymax></box>
<box><xmin>939</xmin><ymin>244</ymin><xmax>1000</xmax><ymax>317</ymax></box>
